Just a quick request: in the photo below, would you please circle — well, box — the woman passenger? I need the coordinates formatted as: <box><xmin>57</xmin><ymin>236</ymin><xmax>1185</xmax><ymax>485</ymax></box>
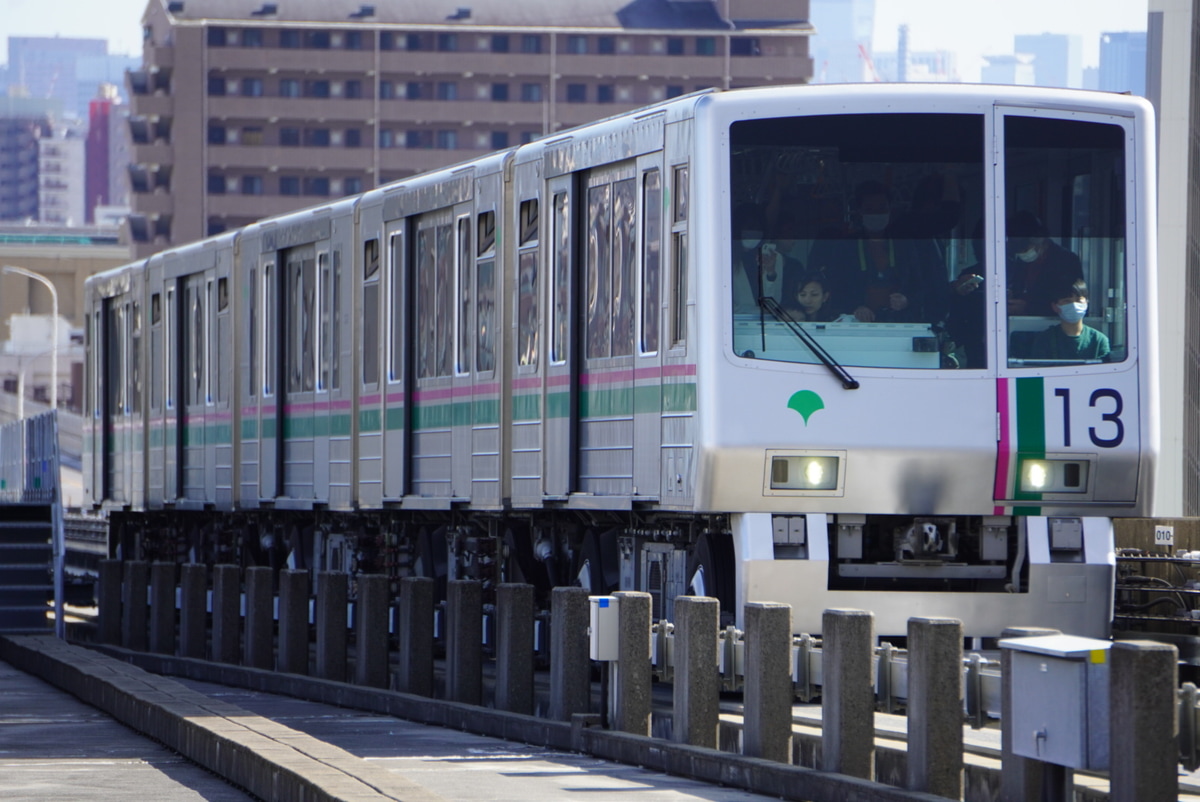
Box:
<box><xmin>791</xmin><ymin>274</ymin><xmax>839</xmax><ymax>322</ymax></box>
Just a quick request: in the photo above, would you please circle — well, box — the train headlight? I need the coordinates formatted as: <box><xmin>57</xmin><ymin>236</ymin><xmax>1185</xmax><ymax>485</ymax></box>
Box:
<box><xmin>769</xmin><ymin>455</ymin><xmax>840</xmax><ymax>491</ymax></box>
<box><xmin>1018</xmin><ymin>458</ymin><xmax>1089</xmax><ymax>494</ymax></box>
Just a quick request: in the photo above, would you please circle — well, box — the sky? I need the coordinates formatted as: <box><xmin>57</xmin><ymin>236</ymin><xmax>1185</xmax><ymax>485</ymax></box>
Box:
<box><xmin>1</xmin><ymin>0</ymin><xmax>1151</xmax><ymax>76</ymax></box>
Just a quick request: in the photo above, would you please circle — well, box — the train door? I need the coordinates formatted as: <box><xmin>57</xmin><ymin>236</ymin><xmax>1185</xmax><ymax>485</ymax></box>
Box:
<box><xmin>993</xmin><ymin>106</ymin><xmax>1140</xmax><ymax>508</ymax></box>
<box><xmin>382</xmin><ymin>220</ymin><xmax>408</xmax><ymax>500</ymax></box>
<box><xmin>543</xmin><ymin>173</ymin><xmax>577</xmax><ymax>498</ymax></box>
<box><xmin>448</xmin><ymin>202</ymin><xmax>475</xmax><ymax>502</ymax></box>
<box><xmin>258</xmin><ymin>254</ymin><xmax>280</xmax><ymax>500</ymax></box>
<box><xmin>282</xmin><ymin>244</ymin><xmax>317</xmax><ymax>500</ymax></box>
<box><xmin>180</xmin><ymin>274</ymin><xmax>208</xmax><ymax>501</ymax></box>
<box><xmin>100</xmin><ymin>296</ymin><xmax>118</xmax><ymax>501</ymax></box>
<box><xmin>164</xmin><ymin>277</ymin><xmax>179</xmax><ymax>501</ymax></box>
<box><xmin>633</xmin><ymin>154</ymin><xmax>665</xmax><ymax>500</ymax></box>
<box><xmin>357</xmin><ymin>232</ymin><xmax>384</xmax><ymax>507</ymax></box>
<box><xmin>313</xmin><ymin>246</ymin><xmax>333</xmax><ymax>502</ymax></box>
<box><xmin>146</xmin><ymin>263</ymin><xmax>165</xmax><ymax>507</ymax></box>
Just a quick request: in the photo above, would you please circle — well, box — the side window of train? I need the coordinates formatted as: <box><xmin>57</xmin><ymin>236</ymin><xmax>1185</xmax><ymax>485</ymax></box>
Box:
<box><xmin>670</xmin><ymin>166</ymin><xmax>688</xmax><ymax>349</ymax></box>
<box><xmin>150</xmin><ymin>293</ymin><xmax>162</xmax><ymax>411</ymax></box>
<box><xmin>517</xmin><ymin>198</ymin><xmax>539</xmax><ymax>368</ymax></box>
<box><xmin>165</xmin><ymin>288</ymin><xmax>175</xmax><ymax>409</ymax></box>
<box><xmin>262</xmin><ymin>265</ymin><xmax>274</xmax><ymax>397</ymax></box>
<box><xmin>362</xmin><ymin>239</ymin><xmax>380</xmax><ymax>386</ymax></box>
<box><xmin>585</xmin><ymin>174</ymin><xmax>637</xmax><ymax>359</ymax></box>
<box><xmin>216</xmin><ymin>277</ymin><xmax>229</xmax><ymax>404</ymax></box>
<box><xmin>476</xmin><ymin>211</ymin><xmax>496</xmax><ymax>373</ymax></box>
<box><xmin>550</xmin><ymin>194</ymin><xmax>569</xmax><ymax>364</ymax></box>
<box><xmin>388</xmin><ymin>232</ymin><xmax>404</xmax><ymax>382</ymax></box>
<box><xmin>131</xmin><ymin>300</ymin><xmax>142</xmax><ymax>413</ymax></box>
<box><xmin>456</xmin><ymin>216</ymin><xmax>473</xmax><ymax>375</ymax></box>
<box><xmin>1004</xmin><ymin>115</ymin><xmax>1128</xmax><ymax>368</ymax></box>
<box><xmin>247</xmin><ymin>269</ymin><xmax>256</xmax><ymax>399</ymax></box>
<box><xmin>286</xmin><ymin>248</ymin><xmax>316</xmax><ymax>393</ymax></box>
<box><xmin>641</xmin><ymin>169</ymin><xmax>662</xmax><ymax>355</ymax></box>
<box><xmin>415</xmin><ymin>218</ymin><xmax>454</xmax><ymax>379</ymax></box>
<box><xmin>318</xmin><ymin>252</ymin><xmax>331</xmax><ymax>392</ymax></box>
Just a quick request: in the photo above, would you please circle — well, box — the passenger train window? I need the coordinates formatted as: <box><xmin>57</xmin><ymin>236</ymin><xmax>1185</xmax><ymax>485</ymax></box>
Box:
<box><xmin>287</xmin><ymin>248</ymin><xmax>316</xmax><ymax>393</ymax></box>
<box><xmin>611</xmin><ymin>179</ymin><xmax>636</xmax><ymax>357</ymax></box>
<box><xmin>415</xmin><ymin>220</ymin><xmax>454</xmax><ymax>379</ymax></box>
<box><xmin>206</xmin><ymin>279</ymin><xmax>214</xmax><ymax>405</ymax></box>
<box><xmin>456</xmin><ymin>216</ymin><xmax>473</xmax><ymax>375</ymax></box>
<box><xmin>362</xmin><ymin>239</ymin><xmax>379</xmax><ymax>386</ymax></box>
<box><xmin>551</xmin><ymin>193</ymin><xmax>570</xmax><ymax>363</ymax></box>
<box><xmin>670</xmin><ymin>166</ymin><xmax>688</xmax><ymax>349</ymax></box>
<box><xmin>247</xmin><ymin>270</ymin><xmax>256</xmax><ymax>399</ymax></box>
<box><xmin>331</xmin><ymin>249</ymin><xmax>341</xmax><ymax>390</ymax></box>
<box><xmin>477</xmin><ymin>211</ymin><xmax>496</xmax><ymax>255</ymax></box>
<box><xmin>131</xmin><ymin>301</ymin><xmax>142</xmax><ymax>413</ymax></box>
<box><xmin>165</xmin><ymin>288</ymin><xmax>175</xmax><ymax>408</ymax></box>
<box><xmin>585</xmin><ymin>183</ymin><xmax>612</xmax><ymax>359</ymax></box>
<box><xmin>728</xmin><ymin>114</ymin><xmax>985</xmax><ymax>370</ymax></box>
<box><xmin>641</xmin><ymin>169</ymin><xmax>662</xmax><ymax>354</ymax></box>
<box><xmin>1003</xmin><ymin>116</ymin><xmax>1127</xmax><ymax>368</ymax></box>
<box><xmin>517</xmin><ymin>199</ymin><xmax>539</xmax><ymax>367</ymax></box>
<box><xmin>476</xmin><ymin>211</ymin><xmax>496</xmax><ymax>373</ymax></box>
<box><xmin>389</xmin><ymin>233</ymin><xmax>404</xmax><ymax>382</ymax></box>
<box><xmin>318</xmin><ymin>251</ymin><xmax>331</xmax><ymax>392</ymax></box>
<box><xmin>585</xmin><ymin>176</ymin><xmax>637</xmax><ymax>359</ymax></box>
<box><xmin>263</xmin><ymin>266</ymin><xmax>274</xmax><ymax>397</ymax></box>
<box><xmin>151</xmin><ymin>293</ymin><xmax>162</xmax><ymax>411</ymax></box>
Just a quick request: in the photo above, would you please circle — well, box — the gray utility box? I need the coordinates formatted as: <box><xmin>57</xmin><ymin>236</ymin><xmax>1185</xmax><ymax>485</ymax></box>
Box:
<box><xmin>588</xmin><ymin>595</ymin><xmax>620</xmax><ymax>661</ymax></box>
<box><xmin>999</xmin><ymin>634</ymin><xmax>1112</xmax><ymax>771</ymax></box>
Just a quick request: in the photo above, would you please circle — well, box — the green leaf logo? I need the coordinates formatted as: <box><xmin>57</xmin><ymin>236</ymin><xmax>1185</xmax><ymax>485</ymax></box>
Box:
<box><xmin>787</xmin><ymin>390</ymin><xmax>825</xmax><ymax>425</ymax></box>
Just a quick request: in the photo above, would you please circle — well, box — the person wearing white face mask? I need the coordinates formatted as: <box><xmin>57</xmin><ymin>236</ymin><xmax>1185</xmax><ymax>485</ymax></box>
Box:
<box><xmin>1029</xmin><ymin>278</ymin><xmax>1110</xmax><ymax>362</ymax></box>
<box><xmin>731</xmin><ymin>203</ymin><xmax>801</xmax><ymax>314</ymax></box>
<box><xmin>1005</xmin><ymin>211</ymin><xmax>1083</xmax><ymax>316</ymax></box>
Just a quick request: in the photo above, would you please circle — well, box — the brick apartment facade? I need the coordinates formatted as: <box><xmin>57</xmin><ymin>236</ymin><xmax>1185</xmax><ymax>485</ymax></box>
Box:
<box><xmin>128</xmin><ymin>0</ymin><xmax>812</xmax><ymax>256</ymax></box>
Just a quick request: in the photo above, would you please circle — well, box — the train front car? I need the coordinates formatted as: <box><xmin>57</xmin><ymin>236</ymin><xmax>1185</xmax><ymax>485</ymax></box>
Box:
<box><xmin>694</xmin><ymin>85</ymin><xmax>1156</xmax><ymax>639</ymax></box>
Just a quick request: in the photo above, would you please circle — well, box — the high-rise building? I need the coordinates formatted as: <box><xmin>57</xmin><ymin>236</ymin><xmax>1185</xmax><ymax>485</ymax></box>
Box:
<box><xmin>809</xmin><ymin>0</ymin><xmax>875</xmax><ymax>83</ymax></box>
<box><xmin>86</xmin><ymin>84</ymin><xmax>131</xmax><ymax>223</ymax></box>
<box><xmin>981</xmin><ymin>54</ymin><xmax>1035</xmax><ymax>86</ymax></box>
<box><xmin>1099</xmin><ymin>31</ymin><xmax>1148</xmax><ymax>96</ymax></box>
<box><xmin>1014</xmin><ymin>33</ymin><xmax>1082</xmax><ymax>88</ymax></box>
<box><xmin>0</xmin><ymin>98</ymin><xmax>55</xmax><ymax>222</ymax></box>
<box><xmin>5</xmin><ymin>37</ymin><xmax>136</xmax><ymax>119</ymax></box>
<box><xmin>872</xmin><ymin>50</ymin><xmax>959</xmax><ymax>83</ymax></box>
<box><xmin>38</xmin><ymin>124</ymin><xmax>86</xmax><ymax>226</ymax></box>
<box><xmin>126</xmin><ymin>0</ymin><xmax>813</xmax><ymax>257</ymax></box>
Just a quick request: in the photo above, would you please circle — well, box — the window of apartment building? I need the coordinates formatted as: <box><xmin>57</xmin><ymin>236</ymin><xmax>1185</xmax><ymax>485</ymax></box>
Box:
<box><xmin>242</xmin><ymin>175</ymin><xmax>264</xmax><ymax>195</ymax></box>
<box><xmin>520</xmin><ymin>83</ymin><xmax>543</xmax><ymax>102</ymax></box>
<box><xmin>666</xmin><ymin>85</ymin><xmax>684</xmax><ymax>98</ymax></box>
<box><xmin>597</xmin><ymin>84</ymin><xmax>614</xmax><ymax>103</ymax></box>
<box><xmin>242</xmin><ymin>77</ymin><xmax>264</xmax><ymax>96</ymax></box>
<box><xmin>379</xmin><ymin>130</ymin><xmax>395</xmax><ymax>148</ymax></box>
<box><xmin>345</xmin><ymin>30</ymin><xmax>364</xmax><ymax>50</ymax></box>
<box><xmin>668</xmin><ymin>37</ymin><xmax>686</xmax><ymax>55</ymax></box>
<box><xmin>304</xmin><ymin>30</ymin><xmax>331</xmax><ymax>49</ymax></box>
<box><xmin>208</xmin><ymin>124</ymin><xmax>227</xmax><ymax>144</ymax></box>
<box><xmin>304</xmin><ymin>177</ymin><xmax>330</xmax><ymax>196</ymax></box>
<box><xmin>343</xmin><ymin>79</ymin><xmax>362</xmax><ymax>98</ymax></box>
<box><xmin>566</xmin><ymin>83</ymin><xmax>587</xmax><ymax>103</ymax></box>
<box><xmin>280</xmin><ymin>30</ymin><xmax>301</xmax><ymax>48</ymax></box>
<box><xmin>379</xmin><ymin>31</ymin><xmax>395</xmax><ymax>50</ymax></box>
<box><xmin>521</xmin><ymin>34</ymin><xmax>542</xmax><ymax>53</ymax></box>
<box><xmin>279</xmin><ymin>127</ymin><xmax>301</xmax><ymax>146</ymax></box>
<box><xmin>730</xmin><ymin>37</ymin><xmax>760</xmax><ymax>56</ymax></box>
<box><xmin>279</xmin><ymin>78</ymin><xmax>301</xmax><ymax>97</ymax></box>
<box><xmin>598</xmin><ymin>36</ymin><xmax>615</xmax><ymax>54</ymax></box>
<box><xmin>208</xmin><ymin>75</ymin><xmax>228</xmax><ymax>95</ymax></box>
<box><xmin>208</xmin><ymin>28</ymin><xmax>227</xmax><ymax>46</ymax></box>
<box><xmin>437</xmin><ymin>81</ymin><xmax>458</xmax><ymax>100</ymax></box>
<box><xmin>345</xmin><ymin>128</ymin><xmax>362</xmax><ymax>147</ymax></box>
<box><xmin>304</xmin><ymin>128</ymin><xmax>331</xmax><ymax>147</ymax></box>
<box><xmin>438</xmin><ymin>33</ymin><xmax>458</xmax><ymax>51</ymax></box>
<box><xmin>344</xmin><ymin>176</ymin><xmax>363</xmax><ymax>195</ymax></box>
<box><xmin>491</xmin><ymin>34</ymin><xmax>509</xmax><ymax>52</ymax></box>
<box><xmin>491</xmin><ymin>131</ymin><xmax>509</xmax><ymax>149</ymax></box>
<box><xmin>520</xmin><ymin>131</ymin><xmax>540</xmax><ymax>144</ymax></box>
<box><xmin>406</xmin><ymin>81</ymin><xmax>425</xmax><ymax>100</ymax></box>
<box><xmin>242</xmin><ymin>28</ymin><xmax>263</xmax><ymax>47</ymax></box>
<box><xmin>241</xmin><ymin>126</ymin><xmax>264</xmax><ymax>145</ymax></box>
<box><xmin>696</xmin><ymin>37</ymin><xmax>716</xmax><ymax>56</ymax></box>
<box><xmin>304</xmin><ymin>80</ymin><xmax>331</xmax><ymax>98</ymax></box>
<box><xmin>280</xmin><ymin>176</ymin><xmax>301</xmax><ymax>195</ymax></box>
<box><xmin>208</xmin><ymin>218</ymin><xmax>227</xmax><ymax>236</ymax></box>
<box><xmin>379</xmin><ymin>81</ymin><xmax>396</xmax><ymax>99</ymax></box>
<box><xmin>406</xmin><ymin>33</ymin><xmax>424</xmax><ymax>51</ymax></box>
<box><xmin>207</xmin><ymin>173</ymin><xmax>226</xmax><ymax>194</ymax></box>
<box><xmin>566</xmin><ymin>35</ymin><xmax>587</xmax><ymax>55</ymax></box>
<box><xmin>436</xmin><ymin>130</ymin><xmax>457</xmax><ymax>149</ymax></box>
<box><xmin>491</xmin><ymin>83</ymin><xmax>509</xmax><ymax>102</ymax></box>
<box><xmin>407</xmin><ymin>130</ymin><xmax>432</xmax><ymax>149</ymax></box>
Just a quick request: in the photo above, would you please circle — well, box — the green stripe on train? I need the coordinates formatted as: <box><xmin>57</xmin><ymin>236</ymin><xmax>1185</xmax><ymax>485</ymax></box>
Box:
<box><xmin>1013</xmin><ymin>376</ymin><xmax>1045</xmax><ymax>510</ymax></box>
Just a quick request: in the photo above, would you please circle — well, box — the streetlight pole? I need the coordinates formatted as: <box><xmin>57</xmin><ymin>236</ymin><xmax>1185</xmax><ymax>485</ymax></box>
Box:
<box><xmin>3</xmin><ymin>265</ymin><xmax>59</xmax><ymax>413</ymax></box>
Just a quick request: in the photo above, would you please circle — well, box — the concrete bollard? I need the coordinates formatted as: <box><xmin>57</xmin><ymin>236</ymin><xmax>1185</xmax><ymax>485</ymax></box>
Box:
<box><xmin>179</xmin><ymin>563</ymin><xmax>207</xmax><ymax>659</ymax></box>
<box><xmin>1109</xmin><ymin>640</ymin><xmax>1179</xmax><ymax>802</ymax></box>
<box><xmin>396</xmin><ymin>576</ymin><xmax>434</xmax><ymax>696</ymax></box>
<box><xmin>356</xmin><ymin>573</ymin><xmax>390</xmax><ymax>688</ymax></box>
<box><xmin>149</xmin><ymin>561</ymin><xmax>177</xmax><ymax>655</ymax></box>
<box><xmin>315</xmin><ymin>571</ymin><xmax>348</xmax><ymax>682</ymax></box>
<box><xmin>743</xmin><ymin>601</ymin><xmax>793</xmax><ymax>763</ymax></box>
<box><xmin>446</xmin><ymin>579</ymin><xmax>482</xmax><ymax>705</ymax></box>
<box><xmin>999</xmin><ymin>626</ymin><xmax>1061</xmax><ymax>802</ymax></box>
<box><xmin>906</xmin><ymin>616</ymin><xmax>963</xmax><ymax>798</ymax></box>
<box><xmin>277</xmin><ymin>569</ymin><xmax>309</xmax><ymax>675</ymax></box>
<box><xmin>673</xmin><ymin>595</ymin><xmax>720</xmax><ymax>749</ymax></box>
<box><xmin>121</xmin><ymin>560</ymin><xmax>149</xmax><ymax>651</ymax></box>
<box><xmin>612</xmin><ymin>591</ymin><xmax>652</xmax><ymax>736</ymax></box>
<box><xmin>822</xmin><ymin>608</ymin><xmax>875</xmax><ymax>779</ymax></box>
<box><xmin>210</xmin><ymin>564</ymin><xmax>241</xmax><ymax>664</ymax></box>
<box><xmin>495</xmin><ymin>583</ymin><xmax>535</xmax><ymax>714</ymax></box>
<box><xmin>244</xmin><ymin>566</ymin><xmax>274</xmax><ymax>670</ymax></box>
<box><xmin>549</xmin><ymin>586</ymin><xmax>591</xmax><ymax>722</ymax></box>
<box><xmin>98</xmin><ymin>559</ymin><xmax>122</xmax><ymax>645</ymax></box>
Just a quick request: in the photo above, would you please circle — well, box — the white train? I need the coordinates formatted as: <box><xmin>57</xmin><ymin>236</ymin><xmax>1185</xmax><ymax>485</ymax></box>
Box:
<box><xmin>85</xmin><ymin>83</ymin><xmax>1161</xmax><ymax>638</ymax></box>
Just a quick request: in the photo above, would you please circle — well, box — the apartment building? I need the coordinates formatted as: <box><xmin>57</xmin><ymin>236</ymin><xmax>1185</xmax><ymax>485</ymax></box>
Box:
<box><xmin>127</xmin><ymin>0</ymin><xmax>812</xmax><ymax>256</ymax></box>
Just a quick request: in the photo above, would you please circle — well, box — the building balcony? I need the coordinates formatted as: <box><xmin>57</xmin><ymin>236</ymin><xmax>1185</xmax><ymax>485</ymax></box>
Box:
<box><xmin>145</xmin><ymin>45</ymin><xmax>174</xmax><ymax>68</ymax></box>
<box><xmin>131</xmin><ymin>189</ymin><xmax>173</xmax><ymax>216</ymax></box>
<box><xmin>206</xmin><ymin>144</ymin><xmax>375</xmax><ymax>171</ymax></box>
<box><xmin>131</xmin><ymin>93</ymin><xmax>174</xmax><ymax>118</ymax></box>
<box><xmin>209</xmin><ymin>47</ymin><xmax>375</xmax><ymax>73</ymax></box>
<box><xmin>729</xmin><ymin>56</ymin><xmax>811</xmax><ymax>83</ymax></box>
<box><xmin>206</xmin><ymin>95</ymin><xmax>376</xmax><ymax>123</ymax></box>
<box><xmin>206</xmin><ymin>193</ymin><xmax>327</xmax><ymax>220</ymax></box>
<box><xmin>377</xmin><ymin>100</ymin><xmax>547</xmax><ymax>126</ymax></box>
<box><xmin>378</xmin><ymin>50</ymin><xmax>552</xmax><ymax>77</ymax></box>
<box><xmin>132</xmin><ymin>142</ymin><xmax>174</xmax><ymax>165</ymax></box>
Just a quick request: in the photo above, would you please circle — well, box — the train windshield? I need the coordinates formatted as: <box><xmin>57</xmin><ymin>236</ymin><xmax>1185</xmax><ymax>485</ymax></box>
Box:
<box><xmin>729</xmin><ymin>113</ymin><xmax>986</xmax><ymax>370</ymax></box>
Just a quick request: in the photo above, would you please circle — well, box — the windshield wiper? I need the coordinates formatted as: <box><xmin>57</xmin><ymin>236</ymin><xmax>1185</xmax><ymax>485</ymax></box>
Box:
<box><xmin>757</xmin><ymin>296</ymin><xmax>860</xmax><ymax>390</ymax></box>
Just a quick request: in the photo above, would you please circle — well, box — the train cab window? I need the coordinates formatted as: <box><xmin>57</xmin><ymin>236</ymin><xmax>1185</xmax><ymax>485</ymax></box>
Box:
<box><xmin>728</xmin><ymin>113</ymin><xmax>985</xmax><ymax>370</ymax></box>
<box><xmin>551</xmin><ymin>193</ymin><xmax>570</xmax><ymax>364</ymax></box>
<box><xmin>641</xmin><ymin>169</ymin><xmax>662</xmax><ymax>354</ymax></box>
<box><xmin>670</xmin><ymin>166</ymin><xmax>688</xmax><ymax>349</ymax></box>
<box><xmin>1003</xmin><ymin>115</ymin><xmax>1128</xmax><ymax>368</ymax></box>
<box><xmin>476</xmin><ymin>211</ymin><xmax>496</xmax><ymax>373</ymax></box>
<box><xmin>585</xmin><ymin>175</ymin><xmax>637</xmax><ymax>359</ymax></box>
<box><xmin>362</xmin><ymin>239</ymin><xmax>380</xmax><ymax>386</ymax></box>
<box><xmin>517</xmin><ymin>199</ymin><xmax>539</xmax><ymax>367</ymax></box>
<box><xmin>456</xmin><ymin>216</ymin><xmax>473</xmax><ymax>375</ymax></box>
